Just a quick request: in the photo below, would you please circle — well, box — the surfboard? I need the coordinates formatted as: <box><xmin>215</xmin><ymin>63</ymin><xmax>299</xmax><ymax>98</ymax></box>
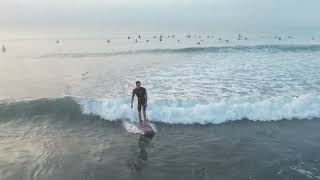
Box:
<box><xmin>123</xmin><ymin>121</ymin><xmax>155</xmax><ymax>136</ymax></box>
<box><xmin>137</xmin><ymin>121</ymin><xmax>155</xmax><ymax>136</ymax></box>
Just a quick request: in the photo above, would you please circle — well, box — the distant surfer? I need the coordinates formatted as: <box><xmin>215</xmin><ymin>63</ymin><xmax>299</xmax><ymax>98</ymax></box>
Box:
<box><xmin>131</xmin><ymin>81</ymin><xmax>148</xmax><ymax>124</ymax></box>
<box><xmin>2</xmin><ymin>45</ymin><xmax>6</xmax><ymax>53</ymax></box>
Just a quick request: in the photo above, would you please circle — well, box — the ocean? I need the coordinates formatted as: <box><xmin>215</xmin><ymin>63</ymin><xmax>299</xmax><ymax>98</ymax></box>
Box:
<box><xmin>0</xmin><ymin>32</ymin><xmax>320</xmax><ymax>180</ymax></box>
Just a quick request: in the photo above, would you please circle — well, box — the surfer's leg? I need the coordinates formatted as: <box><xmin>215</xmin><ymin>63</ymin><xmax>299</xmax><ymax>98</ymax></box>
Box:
<box><xmin>138</xmin><ymin>113</ymin><xmax>142</xmax><ymax>123</ymax></box>
<box><xmin>142</xmin><ymin>105</ymin><xmax>147</xmax><ymax>122</ymax></box>
<box><xmin>138</xmin><ymin>104</ymin><xmax>142</xmax><ymax>122</ymax></box>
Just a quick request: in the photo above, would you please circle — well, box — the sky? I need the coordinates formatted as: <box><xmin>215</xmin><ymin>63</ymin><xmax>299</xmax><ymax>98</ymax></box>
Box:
<box><xmin>0</xmin><ymin>0</ymin><xmax>320</xmax><ymax>36</ymax></box>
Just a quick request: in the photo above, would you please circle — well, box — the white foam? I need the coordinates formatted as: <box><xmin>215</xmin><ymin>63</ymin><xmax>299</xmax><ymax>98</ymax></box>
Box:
<box><xmin>122</xmin><ymin>121</ymin><xmax>143</xmax><ymax>134</ymax></box>
<box><xmin>79</xmin><ymin>94</ymin><xmax>320</xmax><ymax>124</ymax></box>
<box><xmin>290</xmin><ymin>167</ymin><xmax>320</xmax><ymax>179</ymax></box>
<box><xmin>122</xmin><ymin>121</ymin><xmax>157</xmax><ymax>134</ymax></box>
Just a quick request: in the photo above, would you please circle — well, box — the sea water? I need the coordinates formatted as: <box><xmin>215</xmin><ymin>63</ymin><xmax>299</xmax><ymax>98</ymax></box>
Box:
<box><xmin>0</xmin><ymin>32</ymin><xmax>320</xmax><ymax>179</ymax></box>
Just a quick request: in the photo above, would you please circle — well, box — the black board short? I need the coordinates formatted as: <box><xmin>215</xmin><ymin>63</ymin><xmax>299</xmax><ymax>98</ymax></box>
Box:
<box><xmin>137</xmin><ymin>102</ymin><xmax>147</xmax><ymax>112</ymax></box>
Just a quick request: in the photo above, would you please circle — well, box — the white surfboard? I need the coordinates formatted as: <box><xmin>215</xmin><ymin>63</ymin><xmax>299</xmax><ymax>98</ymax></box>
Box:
<box><xmin>137</xmin><ymin>122</ymin><xmax>155</xmax><ymax>135</ymax></box>
<box><xmin>123</xmin><ymin>121</ymin><xmax>156</xmax><ymax>135</ymax></box>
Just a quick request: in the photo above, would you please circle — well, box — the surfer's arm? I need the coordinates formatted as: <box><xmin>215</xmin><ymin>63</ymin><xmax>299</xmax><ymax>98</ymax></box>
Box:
<box><xmin>131</xmin><ymin>90</ymin><xmax>135</xmax><ymax>108</ymax></box>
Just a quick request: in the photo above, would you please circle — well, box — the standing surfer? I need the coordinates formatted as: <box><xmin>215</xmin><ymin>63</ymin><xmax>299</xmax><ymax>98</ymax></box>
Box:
<box><xmin>131</xmin><ymin>81</ymin><xmax>148</xmax><ymax>124</ymax></box>
<box><xmin>2</xmin><ymin>45</ymin><xmax>6</xmax><ymax>53</ymax></box>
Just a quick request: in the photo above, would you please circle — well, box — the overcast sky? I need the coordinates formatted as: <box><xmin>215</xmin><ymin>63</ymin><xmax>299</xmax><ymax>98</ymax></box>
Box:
<box><xmin>1</xmin><ymin>0</ymin><xmax>319</xmax><ymax>33</ymax></box>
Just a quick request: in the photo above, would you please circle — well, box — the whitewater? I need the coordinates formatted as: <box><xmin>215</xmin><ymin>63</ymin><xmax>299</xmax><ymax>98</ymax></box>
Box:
<box><xmin>79</xmin><ymin>94</ymin><xmax>320</xmax><ymax>124</ymax></box>
<box><xmin>1</xmin><ymin>33</ymin><xmax>320</xmax><ymax>180</ymax></box>
<box><xmin>1</xmin><ymin>34</ymin><xmax>320</xmax><ymax>125</ymax></box>
<box><xmin>70</xmin><ymin>43</ymin><xmax>320</xmax><ymax>124</ymax></box>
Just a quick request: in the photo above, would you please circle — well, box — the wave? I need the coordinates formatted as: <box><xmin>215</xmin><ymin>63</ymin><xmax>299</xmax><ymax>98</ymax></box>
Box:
<box><xmin>79</xmin><ymin>95</ymin><xmax>320</xmax><ymax>124</ymax></box>
<box><xmin>0</xmin><ymin>97</ymin><xmax>83</xmax><ymax>119</ymax></box>
<box><xmin>40</xmin><ymin>44</ymin><xmax>320</xmax><ymax>58</ymax></box>
<box><xmin>0</xmin><ymin>95</ymin><xmax>319</xmax><ymax>124</ymax></box>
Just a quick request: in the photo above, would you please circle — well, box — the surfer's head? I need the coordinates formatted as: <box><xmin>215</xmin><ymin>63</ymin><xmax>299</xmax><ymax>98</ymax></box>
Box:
<box><xmin>136</xmin><ymin>81</ymin><xmax>141</xmax><ymax>88</ymax></box>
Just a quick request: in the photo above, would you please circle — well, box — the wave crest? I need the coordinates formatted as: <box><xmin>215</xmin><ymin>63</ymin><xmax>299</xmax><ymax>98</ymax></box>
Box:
<box><xmin>40</xmin><ymin>44</ymin><xmax>320</xmax><ymax>58</ymax></box>
<box><xmin>79</xmin><ymin>94</ymin><xmax>320</xmax><ymax>124</ymax></box>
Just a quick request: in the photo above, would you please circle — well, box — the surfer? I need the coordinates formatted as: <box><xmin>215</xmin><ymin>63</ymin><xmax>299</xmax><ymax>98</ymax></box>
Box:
<box><xmin>2</xmin><ymin>45</ymin><xmax>6</xmax><ymax>53</ymax></box>
<box><xmin>131</xmin><ymin>81</ymin><xmax>148</xmax><ymax>123</ymax></box>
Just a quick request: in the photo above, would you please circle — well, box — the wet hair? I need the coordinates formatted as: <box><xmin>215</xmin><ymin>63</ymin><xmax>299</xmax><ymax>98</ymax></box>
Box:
<box><xmin>136</xmin><ymin>81</ymin><xmax>141</xmax><ymax>85</ymax></box>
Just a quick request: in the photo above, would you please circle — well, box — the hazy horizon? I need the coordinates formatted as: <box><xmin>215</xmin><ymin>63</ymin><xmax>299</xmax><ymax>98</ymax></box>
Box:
<box><xmin>1</xmin><ymin>0</ymin><xmax>320</xmax><ymax>38</ymax></box>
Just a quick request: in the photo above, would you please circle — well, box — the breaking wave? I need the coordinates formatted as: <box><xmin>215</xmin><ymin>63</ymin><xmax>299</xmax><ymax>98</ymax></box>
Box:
<box><xmin>79</xmin><ymin>94</ymin><xmax>320</xmax><ymax>124</ymax></box>
<box><xmin>0</xmin><ymin>95</ymin><xmax>319</xmax><ymax>125</ymax></box>
<box><xmin>40</xmin><ymin>44</ymin><xmax>320</xmax><ymax>58</ymax></box>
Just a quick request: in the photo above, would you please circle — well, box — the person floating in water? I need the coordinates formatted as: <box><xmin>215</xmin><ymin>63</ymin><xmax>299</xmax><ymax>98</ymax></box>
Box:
<box><xmin>2</xmin><ymin>45</ymin><xmax>6</xmax><ymax>53</ymax></box>
<box><xmin>131</xmin><ymin>81</ymin><xmax>148</xmax><ymax>123</ymax></box>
